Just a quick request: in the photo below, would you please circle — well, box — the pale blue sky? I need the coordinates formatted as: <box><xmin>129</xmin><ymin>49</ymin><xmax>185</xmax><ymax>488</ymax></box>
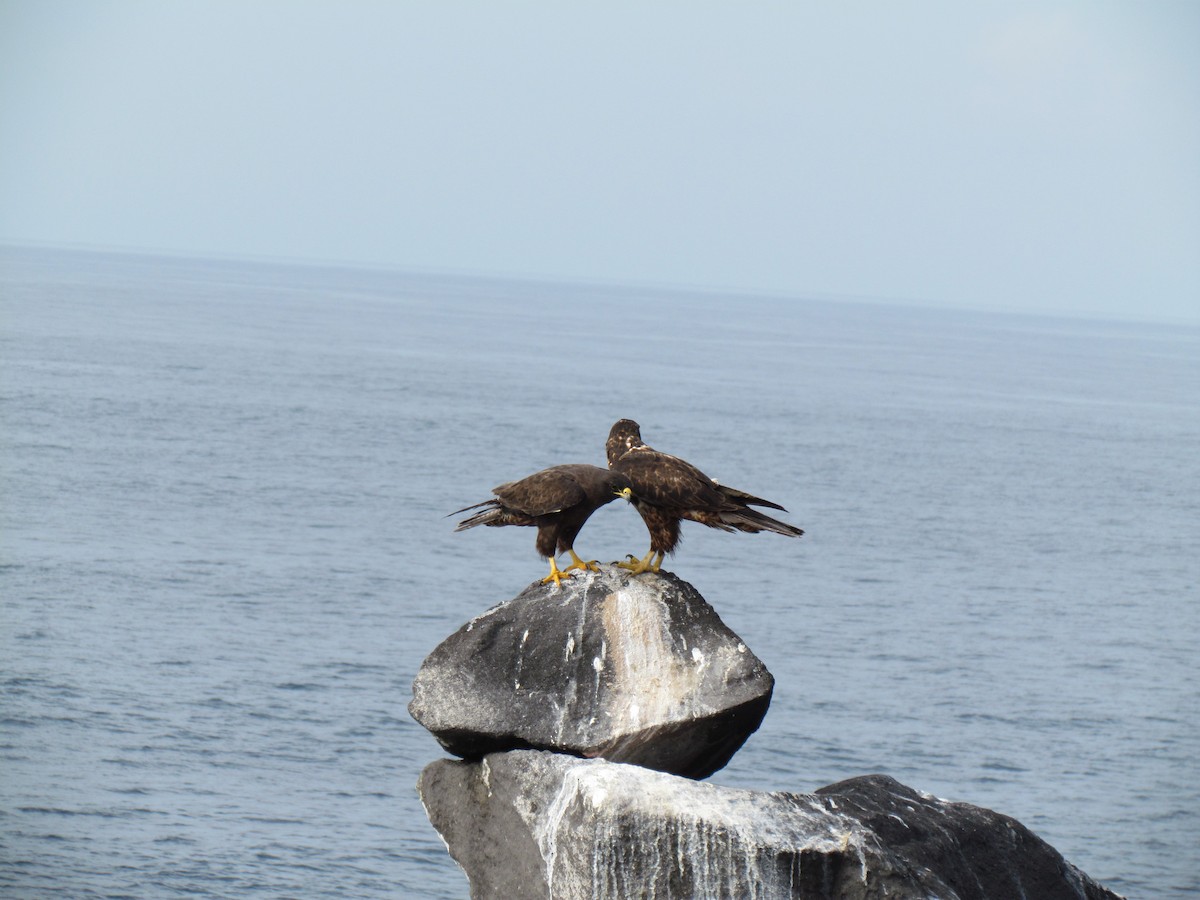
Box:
<box><xmin>1</xmin><ymin>1</ymin><xmax>1197</xmax><ymax>322</ymax></box>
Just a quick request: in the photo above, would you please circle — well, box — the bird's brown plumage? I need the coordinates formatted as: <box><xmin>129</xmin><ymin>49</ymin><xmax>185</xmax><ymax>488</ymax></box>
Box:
<box><xmin>606</xmin><ymin>419</ymin><xmax>803</xmax><ymax>573</ymax></box>
<box><xmin>451</xmin><ymin>463</ymin><xmax>632</xmax><ymax>585</ymax></box>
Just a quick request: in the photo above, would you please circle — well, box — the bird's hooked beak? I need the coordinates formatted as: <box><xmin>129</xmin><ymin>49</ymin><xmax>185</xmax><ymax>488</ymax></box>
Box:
<box><xmin>616</xmin><ymin>486</ymin><xmax>634</xmax><ymax>502</ymax></box>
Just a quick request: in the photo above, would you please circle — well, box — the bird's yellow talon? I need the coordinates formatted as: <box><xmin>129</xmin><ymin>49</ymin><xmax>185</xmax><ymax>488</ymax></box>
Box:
<box><xmin>541</xmin><ymin>557</ymin><xmax>575</xmax><ymax>587</ymax></box>
<box><xmin>616</xmin><ymin>549</ymin><xmax>661</xmax><ymax>575</ymax></box>
<box><xmin>560</xmin><ymin>549</ymin><xmax>600</xmax><ymax>575</ymax></box>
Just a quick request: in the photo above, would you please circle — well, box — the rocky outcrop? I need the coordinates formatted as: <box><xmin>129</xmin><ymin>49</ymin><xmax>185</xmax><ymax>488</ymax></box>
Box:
<box><xmin>418</xmin><ymin>750</ymin><xmax>1124</xmax><ymax>900</ymax></box>
<box><xmin>410</xmin><ymin>568</ymin><xmax>1123</xmax><ymax>898</ymax></box>
<box><xmin>409</xmin><ymin>566</ymin><xmax>773</xmax><ymax>779</ymax></box>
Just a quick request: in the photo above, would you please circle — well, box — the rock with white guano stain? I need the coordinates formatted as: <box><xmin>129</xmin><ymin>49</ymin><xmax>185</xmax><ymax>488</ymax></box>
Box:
<box><xmin>418</xmin><ymin>750</ymin><xmax>1125</xmax><ymax>900</ymax></box>
<box><xmin>408</xmin><ymin>565</ymin><xmax>773</xmax><ymax>779</ymax></box>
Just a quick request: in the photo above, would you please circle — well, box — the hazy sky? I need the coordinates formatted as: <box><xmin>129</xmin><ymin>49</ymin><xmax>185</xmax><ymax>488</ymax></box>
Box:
<box><xmin>2</xmin><ymin>1</ymin><xmax>1197</xmax><ymax>322</ymax></box>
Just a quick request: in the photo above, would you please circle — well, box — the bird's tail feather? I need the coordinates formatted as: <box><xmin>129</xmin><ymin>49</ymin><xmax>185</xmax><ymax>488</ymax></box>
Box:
<box><xmin>450</xmin><ymin>501</ymin><xmax>503</xmax><ymax>531</ymax></box>
<box><xmin>720</xmin><ymin>508</ymin><xmax>805</xmax><ymax>538</ymax></box>
<box><xmin>447</xmin><ymin>499</ymin><xmax>494</xmax><ymax>517</ymax></box>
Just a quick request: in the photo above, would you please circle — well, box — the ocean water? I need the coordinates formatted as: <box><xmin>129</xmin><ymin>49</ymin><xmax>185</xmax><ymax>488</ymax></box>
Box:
<box><xmin>1</xmin><ymin>245</ymin><xmax>1197</xmax><ymax>899</ymax></box>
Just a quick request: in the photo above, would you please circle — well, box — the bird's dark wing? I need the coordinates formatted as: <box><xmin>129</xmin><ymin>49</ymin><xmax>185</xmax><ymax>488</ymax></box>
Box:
<box><xmin>615</xmin><ymin>451</ymin><xmax>726</xmax><ymax>510</ymax></box>
<box><xmin>492</xmin><ymin>467</ymin><xmax>587</xmax><ymax>517</ymax></box>
<box><xmin>714</xmin><ymin>483</ymin><xmax>788</xmax><ymax>512</ymax></box>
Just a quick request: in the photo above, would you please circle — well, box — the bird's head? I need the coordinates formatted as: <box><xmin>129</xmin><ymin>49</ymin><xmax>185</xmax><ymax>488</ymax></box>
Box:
<box><xmin>610</xmin><ymin>471</ymin><xmax>634</xmax><ymax>502</ymax></box>
<box><xmin>606</xmin><ymin>418</ymin><xmax>644</xmax><ymax>466</ymax></box>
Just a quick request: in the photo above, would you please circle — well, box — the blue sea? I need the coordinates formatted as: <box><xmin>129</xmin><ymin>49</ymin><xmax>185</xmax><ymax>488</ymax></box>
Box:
<box><xmin>2</xmin><ymin>245</ymin><xmax>1197</xmax><ymax>898</ymax></box>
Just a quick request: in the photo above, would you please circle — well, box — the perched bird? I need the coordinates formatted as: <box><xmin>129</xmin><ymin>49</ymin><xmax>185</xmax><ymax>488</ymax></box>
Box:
<box><xmin>451</xmin><ymin>463</ymin><xmax>632</xmax><ymax>586</ymax></box>
<box><xmin>606</xmin><ymin>419</ymin><xmax>804</xmax><ymax>574</ymax></box>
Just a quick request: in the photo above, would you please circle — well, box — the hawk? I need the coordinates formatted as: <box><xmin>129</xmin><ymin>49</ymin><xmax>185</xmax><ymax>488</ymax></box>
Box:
<box><xmin>606</xmin><ymin>419</ymin><xmax>803</xmax><ymax>574</ymax></box>
<box><xmin>452</xmin><ymin>463</ymin><xmax>632</xmax><ymax>586</ymax></box>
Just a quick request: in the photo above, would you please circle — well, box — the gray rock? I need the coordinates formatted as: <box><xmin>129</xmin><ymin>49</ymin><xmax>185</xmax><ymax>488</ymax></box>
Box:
<box><xmin>409</xmin><ymin>566</ymin><xmax>773</xmax><ymax>779</ymax></box>
<box><xmin>418</xmin><ymin>751</ymin><xmax>1124</xmax><ymax>900</ymax></box>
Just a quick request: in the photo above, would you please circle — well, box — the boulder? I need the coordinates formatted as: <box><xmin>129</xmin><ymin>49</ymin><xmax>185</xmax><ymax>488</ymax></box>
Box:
<box><xmin>409</xmin><ymin>566</ymin><xmax>772</xmax><ymax>779</ymax></box>
<box><xmin>418</xmin><ymin>750</ymin><xmax>1124</xmax><ymax>900</ymax></box>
